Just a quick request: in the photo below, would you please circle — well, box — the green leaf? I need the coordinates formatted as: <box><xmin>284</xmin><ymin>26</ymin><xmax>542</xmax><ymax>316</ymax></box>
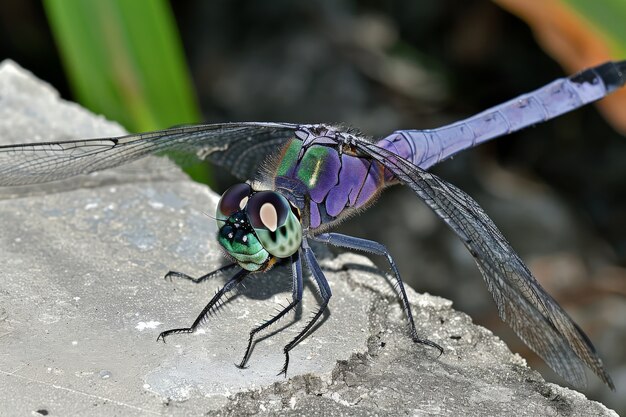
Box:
<box><xmin>43</xmin><ymin>0</ymin><xmax>210</xmax><ymax>183</ymax></box>
<box><xmin>564</xmin><ymin>0</ymin><xmax>626</xmax><ymax>57</ymax></box>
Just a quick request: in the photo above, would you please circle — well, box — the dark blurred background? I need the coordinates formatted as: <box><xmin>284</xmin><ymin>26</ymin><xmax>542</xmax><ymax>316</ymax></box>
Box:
<box><xmin>1</xmin><ymin>0</ymin><xmax>624</xmax><ymax>412</ymax></box>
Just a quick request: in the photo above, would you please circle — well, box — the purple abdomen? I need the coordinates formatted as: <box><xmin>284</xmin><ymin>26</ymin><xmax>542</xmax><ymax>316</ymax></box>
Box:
<box><xmin>379</xmin><ymin>61</ymin><xmax>626</xmax><ymax>169</ymax></box>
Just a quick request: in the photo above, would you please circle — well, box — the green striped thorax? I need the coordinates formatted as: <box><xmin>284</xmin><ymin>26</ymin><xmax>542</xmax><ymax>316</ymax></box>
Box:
<box><xmin>216</xmin><ymin>183</ymin><xmax>302</xmax><ymax>271</ymax></box>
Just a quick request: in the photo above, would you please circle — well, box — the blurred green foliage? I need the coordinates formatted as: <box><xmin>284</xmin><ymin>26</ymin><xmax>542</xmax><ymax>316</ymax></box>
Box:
<box><xmin>43</xmin><ymin>0</ymin><xmax>200</xmax><ymax>131</ymax></box>
<box><xmin>43</xmin><ymin>0</ymin><xmax>210</xmax><ymax>183</ymax></box>
<box><xmin>565</xmin><ymin>0</ymin><xmax>626</xmax><ymax>56</ymax></box>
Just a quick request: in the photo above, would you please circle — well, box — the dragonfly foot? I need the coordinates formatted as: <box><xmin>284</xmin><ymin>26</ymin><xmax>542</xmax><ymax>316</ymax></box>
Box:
<box><xmin>413</xmin><ymin>337</ymin><xmax>444</xmax><ymax>357</ymax></box>
<box><xmin>165</xmin><ymin>264</ymin><xmax>239</xmax><ymax>284</ymax></box>
<box><xmin>237</xmin><ymin>348</ymin><xmax>253</xmax><ymax>370</ymax></box>
<box><xmin>157</xmin><ymin>327</ymin><xmax>194</xmax><ymax>343</ymax></box>
<box><xmin>278</xmin><ymin>353</ymin><xmax>290</xmax><ymax>377</ymax></box>
<box><xmin>164</xmin><ymin>271</ymin><xmax>201</xmax><ymax>283</ymax></box>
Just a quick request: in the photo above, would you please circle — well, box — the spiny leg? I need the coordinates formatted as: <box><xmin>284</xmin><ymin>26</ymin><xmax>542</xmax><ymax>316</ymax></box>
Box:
<box><xmin>279</xmin><ymin>239</ymin><xmax>332</xmax><ymax>376</ymax></box>
<box><xmin>312</xmin><ymin>233</ymin><xmax>443</xmax><ymax>355</ymax></box>
<box><xmin>237</xmin><ymin>252</ymin><xmax>304</xmax><ymax>369</ymax></box>
<box><xmin>165</xmin><ymin>262</ymin><xmax>239</xmax><ymax>283</ymax></box>
<box><xmin>157</xmin><ymin>268</ymin><xmax>249</xmax><ymax>341</ymax></box>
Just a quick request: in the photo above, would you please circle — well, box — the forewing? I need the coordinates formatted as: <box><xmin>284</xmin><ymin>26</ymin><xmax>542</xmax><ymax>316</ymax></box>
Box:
<box><xmin>0</xmin><ymin>122</ymin><xmax>301</xmax><ymax>186</ymax></box>
<box><xmin>354</xmin><ymin>140</ymin><xmax>613</xmax><ymax>389</ymax></box>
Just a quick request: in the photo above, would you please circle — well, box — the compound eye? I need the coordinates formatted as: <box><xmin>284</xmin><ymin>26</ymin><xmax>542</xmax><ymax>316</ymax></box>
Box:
<box><xmin>246</xmin><ymin>191</ymin><xmax>289</xmax><ymax>232</ymax></box>
<box><xmin>218</xmin><ymin>183</ymin><xmax>252</xmax><ymax>217</ymax></box>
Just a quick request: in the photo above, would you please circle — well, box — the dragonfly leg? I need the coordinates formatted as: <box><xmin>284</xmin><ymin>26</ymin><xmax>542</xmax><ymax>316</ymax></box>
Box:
<box><xmin>279</xmin><ymin>239</ymin><xmax>332</xmax><ymax>376</ymax></box>
<box><xmin>164</xmin><ymin>262</ymin><xmax>239</xmax><ymax>283</ymax></box>
<box><xmin>312</xmin><ymin>233</ymin><xmax>443</xmax><ymax>355</ymax></box>
<box><xmin>157</xmin><ymin>268</ymin><xmax>249</xmax><ymax>342</ymax></box>
<box><xmin>237</xmin><ymin>252</ymin><xmax>304</xmax><ymax>369</ymax></box>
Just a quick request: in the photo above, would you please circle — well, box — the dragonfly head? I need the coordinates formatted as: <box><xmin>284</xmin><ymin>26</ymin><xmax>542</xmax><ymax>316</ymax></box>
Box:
<box><xmin>216</xmin><ymin>183</ymin><xmax>302</xmax><ymax>271</ymax></box>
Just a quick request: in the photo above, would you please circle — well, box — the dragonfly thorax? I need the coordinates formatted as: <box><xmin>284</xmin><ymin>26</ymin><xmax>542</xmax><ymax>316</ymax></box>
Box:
<box><xmin>216</xmin><ymin>183</ymin><xmax>302</xmax><ymax>271</ymax></box>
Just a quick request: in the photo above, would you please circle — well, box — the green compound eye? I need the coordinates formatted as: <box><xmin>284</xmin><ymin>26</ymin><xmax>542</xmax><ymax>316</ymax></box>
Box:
<box><xmin>245</xmin><ymin>191</ymin><xmax>302</xmax><ymax>258</ymax></box>
<box><xmin>216</xmin><ymin>183</ymin><xmax>252</xmax><ymax>227</ymax></box>
<box><xmin>246</xmin><ymin>191</ymin><xmax>288</xmax><ymax>231</ymax></box>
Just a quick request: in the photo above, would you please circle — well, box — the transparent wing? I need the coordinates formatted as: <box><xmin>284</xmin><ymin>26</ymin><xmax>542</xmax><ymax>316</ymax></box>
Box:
<box><xmin>353</xmin><ymin>140</ymin><xmax>613</xmax><ymax>389</ymax></box>
<box><xmin>0</xmin><ymin>122</ymin><xmax>303</xmax><ymax>186</ymax></box>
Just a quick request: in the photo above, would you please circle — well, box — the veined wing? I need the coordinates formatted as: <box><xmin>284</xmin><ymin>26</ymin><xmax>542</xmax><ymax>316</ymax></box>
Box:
<box><xmin>0</xmin><ymin>122</ymin><xmax>303</xmax><ymax>186</ymax></box>
<box><xmin>353</xmin><ymin>140</ymin><xmax>614</xmax><ymax>389</ymax></box>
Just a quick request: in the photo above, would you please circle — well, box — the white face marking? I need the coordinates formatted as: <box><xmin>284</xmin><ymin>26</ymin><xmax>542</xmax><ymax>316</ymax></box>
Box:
<box><xmin>239</xmin><ymin>196</ymin><xmax>249</xmax><ymax>210</ymax></box>
<box><xmin>259</xmin><ymin>202</ymin><xmax>278</xmax><ymax>232</ymax></box>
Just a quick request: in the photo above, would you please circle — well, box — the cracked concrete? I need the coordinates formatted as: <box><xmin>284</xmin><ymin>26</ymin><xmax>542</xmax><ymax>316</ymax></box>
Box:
<box><xmin>0</xmin><ymin>60</ymin><xmax>618</xmax><ymax>416</ymax></box>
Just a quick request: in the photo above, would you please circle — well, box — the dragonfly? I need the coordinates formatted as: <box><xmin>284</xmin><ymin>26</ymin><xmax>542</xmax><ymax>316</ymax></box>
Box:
<box><xmin>1</xmin><ymin>60</ymin><xmax>624</xmax><ymax>389</ymax></box>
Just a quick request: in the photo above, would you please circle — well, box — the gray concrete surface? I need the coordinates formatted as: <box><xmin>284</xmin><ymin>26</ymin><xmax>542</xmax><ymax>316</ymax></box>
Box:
<box><xmin>0</xmin><ymin>60</ymin><xmax>617</xmax><ymax>416</ymax></box>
